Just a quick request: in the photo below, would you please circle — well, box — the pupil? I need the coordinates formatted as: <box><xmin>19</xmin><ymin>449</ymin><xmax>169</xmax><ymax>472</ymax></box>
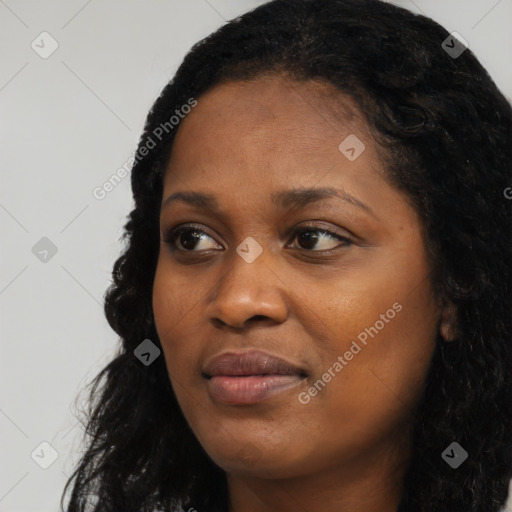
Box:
<box><xmin>298</xmin><ymin>230</ymin><xmax>318</xmax><ymax>249</ymax></box>
<box><xmin>181</xmin><ymin>231</ymin><xmax>201</xmax><ymax>250</ymax></box>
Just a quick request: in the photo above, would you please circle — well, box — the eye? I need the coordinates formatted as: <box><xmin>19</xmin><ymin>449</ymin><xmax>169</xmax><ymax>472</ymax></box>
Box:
<box><xmin>162</xmin><ymin>223</ymin><xmax>352</xmax><ymax>253</ymax></box>
<box><xmin>163</xmin><ymin>224</ymin><xmax>220</xmax><ymax>252</ymax></box>
<box><xmin>289</xmin><ymin>224</ymin><xmax>352</xmax><ymax>252</ymax></box>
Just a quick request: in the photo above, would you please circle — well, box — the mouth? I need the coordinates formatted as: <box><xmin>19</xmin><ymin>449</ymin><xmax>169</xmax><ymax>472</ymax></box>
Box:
<box><xmin>202</xmin><ymin>350</ymin><xmax>308</xmax><ymax>405</ymax></box>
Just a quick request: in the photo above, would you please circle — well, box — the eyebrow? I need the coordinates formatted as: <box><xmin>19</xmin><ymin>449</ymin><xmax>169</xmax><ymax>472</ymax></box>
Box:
<box><xmin>161</xmin><ymin>187</ymin><xmax>375</xmax><ymax>217</ymax></box>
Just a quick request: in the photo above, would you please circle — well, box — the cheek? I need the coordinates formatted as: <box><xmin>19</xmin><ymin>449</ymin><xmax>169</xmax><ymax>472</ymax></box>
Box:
<box><xmin>152</xmin><ymin>276</ymin><xmax>205</xmax><ymax>431</ymax></box>
<box><xmin>152</xmin><ymin>260</ymin><xmax>199</xmax><ymax>376</ymax></box>
<box><xmin>317</xmin><ymin>285</ymin><xmax>438</xmax><ymax>444</ymax></box>
<box><xmin>153</xmin><ymin>259</ymin><xmax>185</xmax><ymax>326</ymax></box>
<box><xmin>152</xmin><ymin>256</ymin><xmax>205</xmax><ymax>341</ymax></box>
<box><xmin>304</xmin><ymin>260</ymin><xmax>439</xmax><ymax>442</ymax></box>
<box><xmin>372</xmin><ymin>294</ymin><xmax>439</xmax><ymax>405</ymax></box>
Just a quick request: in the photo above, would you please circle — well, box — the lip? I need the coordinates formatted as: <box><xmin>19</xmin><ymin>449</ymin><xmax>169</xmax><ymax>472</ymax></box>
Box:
<box><xmin>202</xmin><ymin>350</ymin><xmax>307</xmax><ymax>405</ymax></box>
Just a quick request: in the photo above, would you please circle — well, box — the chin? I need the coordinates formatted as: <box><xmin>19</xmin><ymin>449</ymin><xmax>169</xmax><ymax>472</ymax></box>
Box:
<box><xmin>202</xmin><ymin>440</ymin><xmax>313</xmax><ymax>479</ymax></box>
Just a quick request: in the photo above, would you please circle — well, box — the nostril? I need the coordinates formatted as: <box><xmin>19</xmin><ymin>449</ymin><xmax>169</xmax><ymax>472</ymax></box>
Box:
<box><xmin>250</xmin><ymin>315</ymin><xmax>268</xmax><ymax>321</ymax></box>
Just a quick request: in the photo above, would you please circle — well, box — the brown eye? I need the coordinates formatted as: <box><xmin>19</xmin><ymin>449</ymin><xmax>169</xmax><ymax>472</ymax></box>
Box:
<box><xmin>163</xmin><ymin>223</ymin><xmax>352</xmax><ymax>254</ymax></box>
<box><xmin>290</xmin><ymin>226</ymin><xmax>352</xmax><ymax>252</ymax></box>
<box><xmin>163</xmin><ymin>225</ymin><xmax>219</xmax><ymax>252</ymax></box>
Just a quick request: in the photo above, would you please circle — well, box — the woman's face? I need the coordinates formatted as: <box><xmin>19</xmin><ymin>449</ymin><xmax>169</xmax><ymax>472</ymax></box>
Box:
<box><xmin>152</xmin><ymin>75</ymin><xmax>444</xmax><ymax>479</ymax></box>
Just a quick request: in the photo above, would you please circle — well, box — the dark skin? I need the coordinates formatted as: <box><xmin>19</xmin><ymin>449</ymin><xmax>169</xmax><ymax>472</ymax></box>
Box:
<box><xmin>152</xmin><ymin>74</ymin><xmax>457</xmax><ymax>512</ymax></box>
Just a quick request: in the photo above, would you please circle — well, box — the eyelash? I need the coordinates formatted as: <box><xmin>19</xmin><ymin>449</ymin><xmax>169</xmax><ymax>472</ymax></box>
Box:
<box><xmin>162</xmin><ymin>223</ymin><xmax>353</xmax><ymax>254</ymax></box>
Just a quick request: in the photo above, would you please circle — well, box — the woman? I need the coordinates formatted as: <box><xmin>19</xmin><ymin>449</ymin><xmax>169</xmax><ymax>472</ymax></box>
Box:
<box><xmin>61</xmin><ymin>0</ymin><xmax>512</xmax><ymax>511</ymax></box>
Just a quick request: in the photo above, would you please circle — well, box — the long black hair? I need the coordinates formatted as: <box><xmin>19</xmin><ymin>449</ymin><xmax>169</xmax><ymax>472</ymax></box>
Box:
<box><xmin>61</xmin><ymin>1</ymin><xmax>512</xmax><ymax>510</ymax></box>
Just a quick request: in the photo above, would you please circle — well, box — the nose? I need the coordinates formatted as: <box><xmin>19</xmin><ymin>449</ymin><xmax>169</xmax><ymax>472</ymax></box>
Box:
<box><xmin>206</xmin><ymin>250</ymin><xmax>288</xmax><ymax>329</ymax></box>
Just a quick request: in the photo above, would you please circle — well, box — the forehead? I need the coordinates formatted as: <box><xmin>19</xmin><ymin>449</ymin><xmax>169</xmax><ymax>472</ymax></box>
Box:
<box><xmin>163</xmin><ymin>74</ymin><xmax>385</xmax><ymax>192</ymax></box>
<box><xmin>182</xmin><ymin>74</ymin><xmax>361</xmax><ymax>127</ymax></box>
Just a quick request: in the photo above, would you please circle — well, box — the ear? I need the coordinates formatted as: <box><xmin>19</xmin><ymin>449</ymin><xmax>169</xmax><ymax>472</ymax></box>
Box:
<box><xmin>439</xmin><ymin>300</ymin><xmax>458</xmax><ymax>342</ymax></box>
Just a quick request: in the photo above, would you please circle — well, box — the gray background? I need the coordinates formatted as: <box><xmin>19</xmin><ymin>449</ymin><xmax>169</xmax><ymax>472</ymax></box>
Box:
<box><xmin>1</xmin><ymin>1</ymin><xmax>511</xmax><ymax>511</ymax></box>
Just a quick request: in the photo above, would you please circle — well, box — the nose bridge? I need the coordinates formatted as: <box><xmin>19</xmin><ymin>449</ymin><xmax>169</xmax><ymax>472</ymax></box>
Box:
<box><xmin>207</xmin><ymin>243</ymin><xmax>288</xmax><ymax>327</ymax></box>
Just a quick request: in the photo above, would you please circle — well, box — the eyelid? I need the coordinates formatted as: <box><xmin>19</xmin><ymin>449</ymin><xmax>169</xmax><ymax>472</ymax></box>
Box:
<box><xmin>286</xmin><ymin>221</ymin><xmax>353</xmax><ymax>243</ymax></box>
